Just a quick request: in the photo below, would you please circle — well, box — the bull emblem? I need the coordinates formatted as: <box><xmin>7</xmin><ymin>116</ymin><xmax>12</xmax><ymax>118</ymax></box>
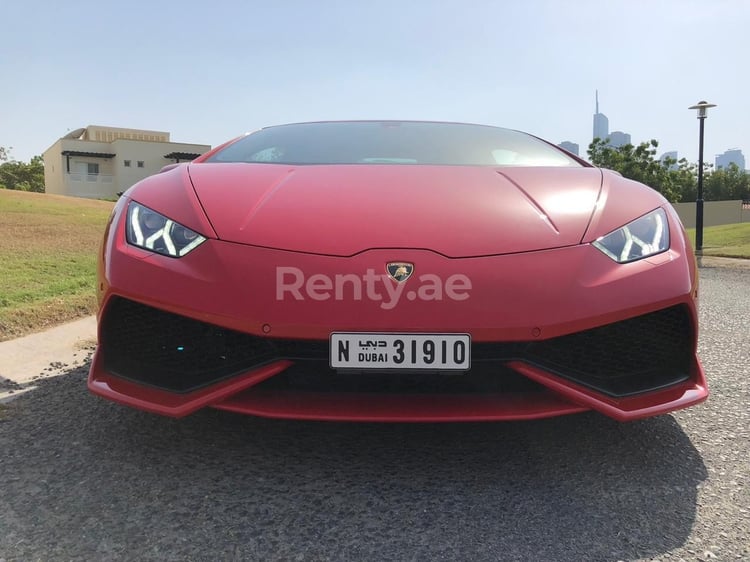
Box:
<box><xmin>386</xmin><ymin>262</ymin><xmax>414</xmax><ymax>283</ymax></box>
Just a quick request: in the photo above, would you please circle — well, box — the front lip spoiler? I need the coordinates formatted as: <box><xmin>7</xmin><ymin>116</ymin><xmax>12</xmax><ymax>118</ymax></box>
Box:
<box><xmin>509</xmin><ymin>361</ymin><xmax>708</xmax><ymax>422</ymax></box>
<box><xmin>88</xmin><ymin>349</ymin><xmax>707</xmax><ymax>422</ymax></box>
<box><xmin>88</xmin><ymin>347</ymin><xmax>292</xmax><ymax>418</ymax></box>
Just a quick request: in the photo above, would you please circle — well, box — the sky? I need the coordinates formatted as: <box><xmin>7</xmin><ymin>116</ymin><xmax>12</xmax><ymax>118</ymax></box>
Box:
<box><xmin>1</xmin><ymin>0</ymin><xmax>748</xmax><ymax>165</ymax></box>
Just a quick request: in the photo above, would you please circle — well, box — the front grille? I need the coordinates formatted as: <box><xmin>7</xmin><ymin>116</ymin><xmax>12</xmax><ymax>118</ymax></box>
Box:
<box><xmin>527</xmin><ymin>306</ymin><xmax>692</xmax><ymax>396</ymax></box>
<box><xmin>101</xmin><ymin>297</ymin><xmax>694</xmax><ymax>396</ymax></box>
<box><xmin>101</xmin><ymin>298</ymin><xmax>276</xmax><ymax>392</ymax></box>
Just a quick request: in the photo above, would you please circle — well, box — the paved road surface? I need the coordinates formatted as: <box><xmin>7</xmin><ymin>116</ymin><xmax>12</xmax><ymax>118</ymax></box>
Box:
<box><xmin>0</xmin><ymin>264</ymin><xmax>747</xmax><ymax>561</ymax></box>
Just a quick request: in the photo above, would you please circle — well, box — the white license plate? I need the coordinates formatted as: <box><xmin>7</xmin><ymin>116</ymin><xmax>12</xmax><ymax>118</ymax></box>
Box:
<box><xmin>330</xmin><ymin>333</ymin><xmax>471</xmax><ymax>370</ymax></box>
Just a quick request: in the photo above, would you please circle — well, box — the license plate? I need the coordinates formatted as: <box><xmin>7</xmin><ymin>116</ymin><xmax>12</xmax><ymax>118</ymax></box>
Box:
<box><xmin>330</xmin><ymin>333</ymin><xmax>471</xmax><ymax>370</ymax></box>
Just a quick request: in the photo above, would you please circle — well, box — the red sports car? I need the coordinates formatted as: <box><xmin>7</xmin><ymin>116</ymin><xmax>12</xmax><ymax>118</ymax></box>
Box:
<box><xmin>88</xmin><ymin>121</ymin><xmax>707</xmax><ymax>421</ymax></box>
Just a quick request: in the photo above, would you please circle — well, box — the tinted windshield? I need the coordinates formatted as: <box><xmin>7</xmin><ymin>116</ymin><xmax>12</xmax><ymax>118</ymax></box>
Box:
<box><xmin>207</xmin><ymin>121</ymin><xmax>582</xmax><ymax>167</ymax></box>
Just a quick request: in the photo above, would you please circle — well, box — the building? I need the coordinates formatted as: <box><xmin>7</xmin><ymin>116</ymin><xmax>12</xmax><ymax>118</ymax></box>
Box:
<box><xmin>715</xmin><ymin>148</ymin><xmax>746</xmax><ymax>171</ymax></box>
<box><xmin>557</xmin><ymin>141</ymin><xmax>579</xmax><ymax>156</ymax></box>
<box><xmin>592</xmin><ymin>92</ymin><xmax>633</xmax><ymax>148</ymax></box>
<box><xmin>43</xmin><ymin>125</ymin><xmax>211</xmax><ymax>198</ymax></box>
<box><xmin>660</xmin><ymin>151</ymin><xmax>679</xmax><ymax>171</ymax></box>
<box><xmin>593</xmin><ymin>90</ymin><xmax>609</xmax><ymax>141</ymax></box>
<box><xmin>607</xmin><ymin>131</ymin><xmax>631</xmax><ymax>148</ymax></box>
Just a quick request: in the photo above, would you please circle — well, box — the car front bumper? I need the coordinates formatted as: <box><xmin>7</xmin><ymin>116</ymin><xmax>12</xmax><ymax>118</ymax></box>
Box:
<box><xmin>89</xmin><ymin>218</ymin><xmax>707</xmax><ymax>421</ymax></box>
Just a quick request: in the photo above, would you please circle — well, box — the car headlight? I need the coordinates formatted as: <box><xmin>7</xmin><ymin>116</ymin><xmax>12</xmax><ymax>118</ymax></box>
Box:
<box><xmin>592</xmin><ymin>208</ymin><xmax>669</xmax><ymax>263</ymax></box>
<box><xmin>125</xmin><ymin>202</ymin><xmax>206</xmax><ymax>257</ymax></box>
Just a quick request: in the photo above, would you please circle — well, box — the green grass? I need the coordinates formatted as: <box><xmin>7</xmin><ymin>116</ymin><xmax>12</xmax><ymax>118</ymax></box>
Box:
<box><xmin>685</xmin><ymin>222</ymin><xmax>750</xmax><ymax>258</ymax></box>
<box><xmin>0</xmin><ymin>190</ymin><xmax>114</xmax><ymax>341</ymax></box>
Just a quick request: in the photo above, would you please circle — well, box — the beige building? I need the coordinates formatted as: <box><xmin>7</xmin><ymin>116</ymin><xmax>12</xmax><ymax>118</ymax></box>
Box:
<box><xmin>43</xmin><ymin>125</ymin><xmax>211</xmax><ymax>198</ymax></box>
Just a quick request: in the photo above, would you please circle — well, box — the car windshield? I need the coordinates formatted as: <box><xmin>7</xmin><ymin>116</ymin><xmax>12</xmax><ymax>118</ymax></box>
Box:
<box><xmin>206</xmin><ymin>121</ymin><xmax>582</xmax><ymax>167</ymax></box>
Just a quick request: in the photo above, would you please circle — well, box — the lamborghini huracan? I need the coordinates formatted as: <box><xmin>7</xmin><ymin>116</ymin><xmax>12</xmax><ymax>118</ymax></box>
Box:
<box><xmin>88</xmin><ymin>121</ymin><xmax>708</xmax><ymax>421</ymax></box>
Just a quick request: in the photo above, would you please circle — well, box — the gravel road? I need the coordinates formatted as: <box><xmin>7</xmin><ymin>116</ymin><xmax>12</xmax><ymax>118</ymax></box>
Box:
<box><xmin>0</xmin><ymin>264</ymin><xmax>748</xmax><ymax>562</ymax></box>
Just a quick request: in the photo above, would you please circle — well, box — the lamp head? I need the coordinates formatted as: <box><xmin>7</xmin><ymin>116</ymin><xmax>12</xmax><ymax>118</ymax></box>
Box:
<box><xmin>688</xmin><ymin>101</ymin><xmax>717</xmax><ymax>119</ymax></box>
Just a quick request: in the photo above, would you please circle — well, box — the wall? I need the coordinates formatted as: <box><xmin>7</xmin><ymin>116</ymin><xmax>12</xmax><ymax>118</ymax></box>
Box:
<box><xmin>42</xmin><ymin>139</ymin><xmax>116</xmax><ymax>198</ymax></box>
<box><xmin>85</xmin><ymin>125</ymin><xmax>169</xmax><ymax>143</ymax></box>
<box><xmin>42</xmin><ymin>139</ymin><xmax>64</xmax><ymax>195</ymax></box>
<box><xmin>672</xmin><ymin>200</ymin><xmax>750</xmax><ymax>228</ymax></box>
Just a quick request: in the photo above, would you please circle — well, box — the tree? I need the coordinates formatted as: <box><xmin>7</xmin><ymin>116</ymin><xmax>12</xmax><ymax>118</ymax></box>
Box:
<box><xmin>671</xmin><ymin>158</ymin><xmax>702</xmax><ymax>203</ymax></box>
<box><xmin>587</xmin><ymin>138</ymin><xmax>684</xmax><ymax>202</ymax></box>
<box><xmin>0</xmin><ymin>155</ymin><xmax>45</xmax><ymax>192</ymax></box>
<box><xmin>703</xmin><ymin>163</ymin><xmax>750</xmax><ymax>201</ymax></box>
<box><xmin>0</xmin><ymin>146</ymin><xmax>10</xmax><ymax>162</ymax></box>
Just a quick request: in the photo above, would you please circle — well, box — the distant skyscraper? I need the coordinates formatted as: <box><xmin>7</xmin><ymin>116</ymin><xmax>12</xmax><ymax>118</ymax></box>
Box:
<box><xmin>660</xmin><ymin>151</ymin><xmax>679</xmax><ymax>171</ymax></box>
<box><xmin>593</xmin><ymin>90</ymin><xmax>609</xmax><ymax>141</ymax></box>
<box><xmin>558</xmin><ymin>141</ymin><xmax>579</xmax><ymax>156</ymax></box>
<box><xmin>608</xmin><ymin>131</ymin><xmax>631</xmax><ymax>148</ymax></box>
<box><xmin>715</xmin><ymin>149</ymin><xmax>746</xmax><ymax>170</ymax></box>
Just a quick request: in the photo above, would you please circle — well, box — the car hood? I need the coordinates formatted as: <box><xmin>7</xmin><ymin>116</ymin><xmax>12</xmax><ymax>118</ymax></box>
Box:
<box><xmin>188</xmin><ymin>163</ymin><xmax>603</xmax><ymax>257</ymax></box>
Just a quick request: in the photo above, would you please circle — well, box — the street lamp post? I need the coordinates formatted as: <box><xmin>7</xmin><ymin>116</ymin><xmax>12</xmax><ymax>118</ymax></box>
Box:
<box><xmin>688</xmin><ymin>101</ymin><xmax>716</xmax><ymax>252</ymax></box>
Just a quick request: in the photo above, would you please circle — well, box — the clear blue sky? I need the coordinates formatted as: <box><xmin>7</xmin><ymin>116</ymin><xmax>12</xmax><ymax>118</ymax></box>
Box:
<box><xmin>1</xmin><ymin>0</ymin><xmax>748</xmax><ymax>166</ymax></box>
